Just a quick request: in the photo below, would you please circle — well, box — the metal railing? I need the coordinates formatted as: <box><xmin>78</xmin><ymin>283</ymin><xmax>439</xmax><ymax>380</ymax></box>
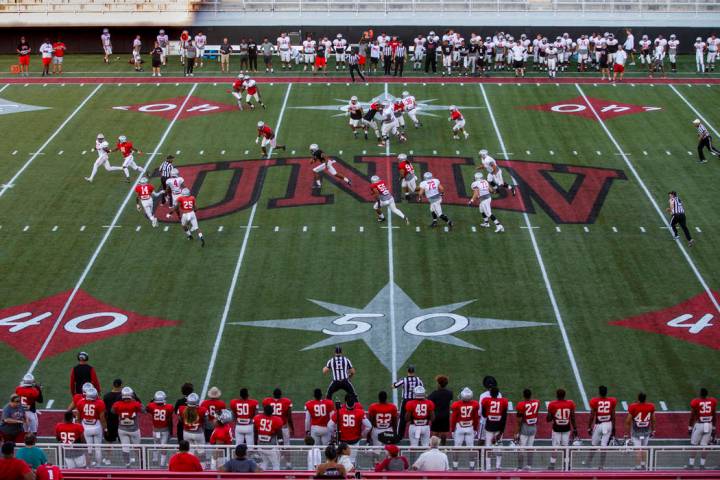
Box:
<box><xmin>25</xmin><ymin>444</ymin><xmax>720</xmax><ymax>472</ymax></box>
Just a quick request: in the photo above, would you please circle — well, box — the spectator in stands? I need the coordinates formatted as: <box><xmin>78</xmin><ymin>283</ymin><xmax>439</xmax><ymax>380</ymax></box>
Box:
<box><xmin>0</xmin><ymin>395</ymin><xmax>26</xmax><ymax>443</ymax></box>
<box><xmin>337</xmin><ymin>443</ymin><xmax>354</xmax><ymax>474</ymax></box>
<box><xmin>261</xmin><ymin>38</ymin><xmax>274</xmax><ymax>73</ymax></box>
<box><xmin>16</xmin><ymin>37</ymin><xmax>31</xmax><ymax>77</ymax></box>
<box><xmin>15</xmin><ymin>433</ymin><xmax>46</xmax><ymax>471</ymax></box>
<box><xmin>412</xmin><ymin>436</ymin><xmax>449</xmax><ymax>471</ymax></box>
<box><xmin>428</xmin><ymin>375</ymin><xmax>453</xmax><ymax>445</ymax></box>
<box><xmin>174</xmin><ymin>383</ymin><xmax>194</xmax><ymax>442</ymax></box>
<box><xmin>168</xmin><ymin>440</ymin><xmax>203</xmax><ymax>472</ymax></box>
<box><xmin>220</xmin><ymin>444</ymin><xmax>261</xmax><ymax>473</ymax></box>
<box><xmin>375</xmin><ymin>444</ymin><xmax>409</xmax><ymax>471</ymax></box>
<box><xmin>70</xmin><ymin>352</ymin><xmax>100</xmax><ymax>396</ymax></box>
<box><xmin>185</xmin><ymin>40</ymin><xmax>196</xmax><ymax>77</ymax></box>
<box><xmin>103</xmin><ymin>379</ymin><xmax>124</xmax><ymax>442</ymax></box>
<box><xmin>239</xmin><ymin>39</ymin><xmax>249</xmax><ymax>73</ymax></box>
<box><xmin>220</xmin><ymin>38</ymin><xmax>233</xmax><ymax>73</ymax></box>
<box><xmin>39</xmin><ymin>38</ymin><xmax>53</xmax><ymax>77</ymax></box>
<box><xmin>315</xmin><ymin>444</ymin><xmax>346</xmax><ymax>478</ymax></box>
<box><xmin>52</xmin><ymin>38</ymin><xmax>66</xmax><ymax>75</ymax></box>
<box><xmin>0</xmin><ymin>442</ymin><xmax>33</xmax><ymax>480</ymax></box>
<box><xmin>151</xmin><ymin>41</ymin><xmax>163</xmax><ymax>77</ymax></box>
<box><xmin>248</xmin><ymin>38</ymin><xmax>258</xmax><ymax>73</ymax></box>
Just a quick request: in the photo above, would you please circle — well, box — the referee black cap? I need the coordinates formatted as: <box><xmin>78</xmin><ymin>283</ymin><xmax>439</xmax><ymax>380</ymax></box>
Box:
<box><xmin>483</xmin><ymin>375</ymin><xmax>497</xmax><ymax>389</ymax></box>
<box><xmin>668</xmin><ymin>191</ymin><xmax>677</xmax><ymax>196</ymax></box>
<box><xmin>166</xmin><ymin>155</ymin><xmax>175</xmax><ymax>162</ymax></box>
<box><xmin>407</xmin><ymin>365</ymin><xmax>416</xmax><ymax>373</ymax></box>
<box><xmin>334</xmin><ymin>345</ymin><xmax>342</xmax><ymax>355</ymax></box>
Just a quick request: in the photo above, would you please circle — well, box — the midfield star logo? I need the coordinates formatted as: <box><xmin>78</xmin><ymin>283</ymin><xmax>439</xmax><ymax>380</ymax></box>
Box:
<box><xmin>112</xmin><ymin>96</ymin><xmax>235</xmax><ymax>120</ymax></box>
<box><xmin>290</xmin><ymin>91</ymin><xmax>484</xmax><ymax>118</ymax></box>
<box><xmin>610</xmin><ymin>291</ymin><xmax>720</xmax><ymax>350</ymax></box>
<box><xmin>522</xmin><ymin>96</ymin><xmax>661</xmax><ymax>121</ymax></box>
<box><xmin>0</xmin><ymin>98</ymin><xmax>49</xmax><ymax>115</ymax></box>
<box><xmin>0</xmin><ymin>291</ymin><xmax>178</xmax><ymax>360</ymax></box>
<box><xmin>151</xmin><ymin>156</ymin><xmax>626</xmax><ymax>224</ymax></box>
<box><xmin>231</xmin><ymin>283</ymin><xmax>550</xmax><ymax>372</ymax></box>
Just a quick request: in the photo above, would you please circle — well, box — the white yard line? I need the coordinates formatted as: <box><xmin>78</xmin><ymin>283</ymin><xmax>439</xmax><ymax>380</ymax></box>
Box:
<box><xmin>384</xmin><ymin>82</ymin><xmax>400</xmax><ymax>405</ymax></box>
<box><xmin>25</xmin><ymin>83</ymin><xmax>197</xmax><ymax>375</ymax></box>
<box><xmin>480</xmin><ymin>84</ymin><xmax>589</xmax><ymax>410</ymax></box>
<box><xmin>576</xmin><ymin>84</ymin><xmax>720</xmax><ymax>314</ymax></box>
<box><xmin>668</xmin><ymin>84</ymin><xmax>720</xmax><ymax>138</ymax></box>
<box><xmin>0</xmin><ymin>84</ymin><xmax>102</xmax><ymax>198</ymax></box>
<box><xmin>200</xmin><ymin>83</ymin><xmax>293</xmax><ymax>399</ymax></box>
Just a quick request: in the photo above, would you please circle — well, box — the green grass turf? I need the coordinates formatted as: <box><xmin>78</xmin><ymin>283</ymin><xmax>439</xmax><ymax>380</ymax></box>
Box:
<box><xmin>0</xmin><ymin>53</ymin><xmax>717</xmax><ymax>78</ymax></box>
<box><xmin>0</xmin><ymin>80</ymin><xmax>718</xmax><ymax>412</ymax></box>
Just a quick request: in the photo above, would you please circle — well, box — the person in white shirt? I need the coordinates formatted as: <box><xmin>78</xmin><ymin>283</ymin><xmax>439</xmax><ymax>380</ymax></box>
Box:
<box><xmin>624</xmin><ymin>28</ymin><xmax>636</xmax><ymax>65</ymax></box>
<box><xmin>668</xmin><ymin>34</ymin><xmax>680</xmax><ymax>72</ymax></box>
<box><xmin>511</xmin><ymin>41</ymin><xmax>525</xmax><ymax>77</ymax></box>
<box><xmin>277</xmin><ymin>32</ymin><xmax>292</xmax><ymax>70</ymax></box>
<box><xmin>132</xmin><ymin>35</ymin><xmax>142</xmax><ymax>72</ymax></box>
<box><xmin>412</xmin><ymin>436</ymin><xmax>449</xmax><ymax>471</ymax></box>
<box><xmin>101</xmin><ymin>29</ymin><xmax>112</xmax><ymax>63</ymax></box>
<box><xmin>706</xmin><ymin>34</ymin><xmax>719</xmax><ymax>71</ymax></box>
<box><xmin>39</xmin><ymin>39</ymin><xmax>53</xmax><ymax>77</ymax></box>
<box><xmin>694</xmin><ymin>37</ymin><xmax>706</xmax><ymax>73</ymax></box>
<box><xmin>613</xmin><ymin>48</ymin><xmax>627</xmax><ymax>82</ymax></box>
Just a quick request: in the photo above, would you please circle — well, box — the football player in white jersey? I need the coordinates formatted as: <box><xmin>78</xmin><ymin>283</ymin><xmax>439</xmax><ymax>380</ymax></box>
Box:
<box><xmin>418</xmin><ymin>172</ymin><xmax>453</xmax><ymax>229</ymax></box>
<box><xmin>493</xmin><ymin>34</ymin><xmax>505</xmax><ymax>70</ymax></box>
<box><xmin>545</xmin><ymin>43</ymin><xmax>558</xmax><ymax>78</ymax></box>
<box><xmin>85</xmin><ymin>133</ymin><xmax>123</xmax><ymax>183</ymax></box>
<box><xmin>576</xmin><ymin>35</ymin><xmax>590</xmax><ymax>72</ymax></box>
<box><xmin>380</xmin><ymin>102</ymin><xmax>406</xmax><ymax>147</ymax></box>
<box><xmin>401</xmin><ymin>91</ymin><xmax>421</xmax><ymax>128</ymax></box>
<box><xmin>706</xmin><ymin>34</ymin><xmax>719</xmax><ymax>71</ymax></box>
<box><xmin>483</xmin><ymin>37</ymin><xmax>494</xmax><ymax>68</ymax></box>
<box><xmin>157</xmin><ymin>30</ymin><xmax>169</xmax><ymax>65</ymax></box>
<box><xmin>101</xmin><ymin>29</ymin><xmax>112</xmax><ymax>63</ymax></box>
<box><xmin>694</xmin><ymin>37</ymin><xmax>707</xmax><ymax>73</ymax></box>
<box><xmin>346</xmin><ymin>96</ymin><xmax>366</xmax><ymax>138</ymax></box>
<box><xmin>479</xmin><ymin>149</ymin><xmax>515</xmax><ymax>196</ymax></box>
<box><xmin>532</xmin><ymin>34</ymin><xmax>542</xmax><ymax>69</ymax></box>
<box><xmin>194</xmin><ymin>32</ymin><xmax>207</xmax><ymax>67</ymax></box>
<box><xmin>165</xmin><ymin>168</ymin><xmax>186</xmax><ymax>211</ymax></box>
<box><xmin>277</xmin><ymin>32</ymin><xmax>292</xmax><ymax>70</ymax></box>
<box><xmin>302</xmin><ymin>35</ymin><xmax>316</xmax><ymax>72</ymax></box>
<box><xmin>668</xmin><ymin>34</ymin><xmax>680</xmax><ymax>72</ymax></box>
<box><xmin>639</xmin><ymin>35</ymin><xmax>652</xmax><ymax>65</ymax></box>
<box><xmin>561</xmin><ymin>33</ymin><xmax>573</xmax><ymax>70</ymax></box>
<box><xmin>333</xmin><ymin>34</ymin><xmax>347</xmax><ymax>69</ymax></box>
<box><xmin>468</xmin><ymin>172</ymin><xmax>504</xmax><ymax>233</ymax></box>
<box><xmin>650</xmin><ymin>38</ymin><xmax>666</xmax><ymax>78</ymax></box>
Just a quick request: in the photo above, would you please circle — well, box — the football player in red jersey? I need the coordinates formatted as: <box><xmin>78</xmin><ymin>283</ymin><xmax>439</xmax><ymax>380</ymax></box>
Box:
<box><xmin>515</xmin><ymin>388</ymin><xmax>540</xmax><ymax>470</ymax></box>
<box><xmin>369</xmin><ymin>390</ymin><xmax>398</xmax><ymax>446</ymax></box>
<box><xmin>305</xmin><ymin>388</ymin><xmax>335</xmax><ymax>446</ymax></box>
<box><xmin>262</xmin><ymin>388</ymin><xmax>294</xmax><ymax>448</ymax></box>
<box><xmin>230</xmin><ymin>74</ymin><xmax>246</xmax><ymax>110</ymax></box>
<box><xmin>481</xmin><ymin>386</ymin><xmax>508</xmax><ymax>470</ymax></box>
<box><xmin>134</xmin><ymin>177</ymin><xmax>158</xmax><ymax>227</ymax></box>
<box><xmin>209</xmin><ymin>409</ymin><xmax>235</xmax><ymax>470</ymax></box>
<box><xmin>76</xmin><ymin>386</ymin><xmax>107</xmax><ymax>466</ymax></box>
<box><xmin>15</xmin><ymin>374</ymin><xmax>43</xmax><ymax>434</ymax></box>
<box><xmin>146</xmin><ymin>391</ymin><xmax>174</xmax><ymax>467</ymax></box>
<box><xmin>254</xmin><ymin>404</ymin><xmax>284</xmax><ymax>470</ymax></box>
<box><xmin>178</xmin><ymin>393</ymin><xmax>207</xmax><ymax>447</ymax></box>
<box><xmin>230</xmin><ymin>388</ymin><xmax>258</xmax><ymax>446</ymax></box>
<box><xmin>174</xmin><ymin>188</ymin><xmax>205</xmax><ymax>247</ymax></box>
<box><xmin>55</xmin><ymin>411</ymin><xmax>87</xmax><ymax>469</ymax></box>
<box><xmin>112</xmin><ymin>386</ymin><xmax>143</xmax><ymax>468</ymax></box>
<box><xmin>256</xmin><ymin>121</ymin><xmax>286</xmax><ymax>159</ymax></box>
<box><xmin>329</xmin><ymin>395</ymin><xmax>371</xmax><ymax>462</ymax></box>
<box><xmin>397</xmin><ymin>153</ymin><xmax>418</xmax><ymax>201</ymax></box>
<box><xmin>687</xmin><ymin>388</ymin><xmax>717</xmax><ymax>469</ymax></box>
<box><xmin>451</xmin><ymin>387</ymin><xmax>479</xmax><ymax>447</ymax></box>
<box><xmin>448</xmin><ymin>106</ymin><xmax>469</xmax><ymax>140</ymax></box>
<box><xmin>112</xmin><ymin>135</ymin><xmax>144</xmax><ymax>181</ymax></box>
<box><xmin>546</xmin><ymin>388</ymin><xmax>577</xmax><ymax>470</ymax></box>
<box><xmin>370</xmin><ymin>174</ymin><xmax>409</xmax><ymax>224</ymax></box>
<box><xmin>405</xmin><ymin>386</ymin><xmax>435</xmax><ymax>447</ymax></box>
<box><xmin>626</xmin><ymin>392</ymin><xmax>655</xmax><ymax>469</ymax></box>
<box><xmin>201</xmin><ymin>387</ymin><xmax>227</xmax><ymax>442</ymax></box>
<box><xmin>585</xmin><ymin>385</ymin><xmax>618</xmax><ymax>468</ymax></box>
<box><xmin>35</xmin><ymin>463</ymin><xmax>62</xmax><ymax>480</ymax></box>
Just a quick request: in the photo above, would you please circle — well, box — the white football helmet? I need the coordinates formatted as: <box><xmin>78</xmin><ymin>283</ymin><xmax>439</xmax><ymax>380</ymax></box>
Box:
<box><xmin>159</xmin><ymin>29</ymin><xmax>165</xmax><ymax>34</ymax></box>
<box><xmin>20</xmin><ymin>374</ymin><xmax>34</xmax><ymax>386</ymax></box>
<box><xmin>474</xmin><ymin>172</ymin><xmax>484</xmax><ymax>181</ymax></box>
<box><xmin>414</xmin><ymin>386</ymin><xmax>426</xmax><ymax>398</ymax></box>
<box><xmin>139</xmin><ymin>177</ymin><xmax>148</xmax><ymax>185</ymax></box>
<box><xmin>479</xmin><ymin>149</ymin><xmax>488</xmax><ymax>157</ymax></box>
<box><xmin>118</xmin><ymin>135</ymin><xmax>127</xmax><ymax>143</ymax></box>
<box><xmin>642</xmin><ymin>35</ymin><xmax>649</xmax><ymax>40</ymax></box>
<box><xmin>170</xmin><ymin>168</ymin><xmax>179</xmax><ymax>178</ymax></box>
<box><xmin>244</xmin><ymin>75</ymin><xmax>250</xmax><ymax>80</ymax></box>
<box><xmin>693</xmin><ymin>119</ymin><xmax>701</xmax><ymax>125</ymax></box>
<box><xmin>402</xmin><ymin>91</ymin><xmax>409</xmax><ymax>98</ymax></box>
<box><xmin>82</xmin><ymin>382</ymin><xmax>94</xmax><ymax>394</ymax></box>
<box><xmin>397</xmin><ymin>153</ymin><xmax>407</xmax><ymax>161</ymax></box>
<box><xmin>257</xmin><ymin>121</ymin><xmax>265</xmax><ymax>128</ymax></box>
<box><xmin>181</xmin><ymin>188</ymin><xmax>190</xmax><ymax>196</ymax></box>
<box><xmin>97</xmin><ymin>133</ymin><xmax>105</xmax><ymax>139</ymax></box>
<box><xmin>237</xmin><ymin>74</ymin><xmax>244</xmax><ymax>79</ymax></box>
<box><xmin>85</xmin><ymin>387</ymin><xmax>98</xmax><ymax>400</ymax></box>
<box><xmin>309</xmin><ymin>143</ymin><xmax>319</xmax><ymax>152</ymax></box>
<box><xmin>697</xmin><ymin>37</ymin><xmax>702</xmax><ymax>42</ymax></box>
<box><xmin>460</xmin><ymin>387</ymin><xmax>473</xmax><ymax>400</ymax></box>
<box><xmin>449</xmin><ymin>105</ymin><xmax>457</xmax><ymax>111</ymax></box>
<box><xmin>370</xmin><ymin>175</ymin><xmax>380</xmax><ymax>183</ymax></box>
<box><xmin>337</xmin><ymin>33</ymin><xmax>343</xmax><ymax>39</ymax></box>
<box><xmin>103</xmin><ymin>28</ymin><xmax>109</xmax><ymax>34</ymax></box>
<box><xmin>218</xmin><ymin>409</ymin><xmax>233</xmax><ymax>424</ymax></box>
<box><xmin>670</xmin><ymin>34</ymin><xmax>677</xmax><ymax>40</ymax></box>
<box><xmin>154</xmin><ymin>391</ymin><xmax>167</xmax><ymax>403</ymax></box>
<box><xmin>121</xmin><ymin>387</ymin><xmax>134</xmax><ymax>399</ymax></box>
<box><xmin>350</xmin><ymin>96</ymin><xmax>358</xmax><ymax>103</ymax></box>
<box><xmin>423</xmin><ymin>172</ymin><xmax>433</xmax><ymax>180</ymax></box>
<box><xmin>187</xmin><ymin>393</ymin><xmax>200</xmax><ymax>406</ymax></box>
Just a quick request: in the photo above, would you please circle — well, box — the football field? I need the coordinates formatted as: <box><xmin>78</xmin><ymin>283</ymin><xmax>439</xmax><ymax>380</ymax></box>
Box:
<box><xmin>0</xmin><ymin>74</ymin><xmax>719</xmax><ymax>416</ymax></box>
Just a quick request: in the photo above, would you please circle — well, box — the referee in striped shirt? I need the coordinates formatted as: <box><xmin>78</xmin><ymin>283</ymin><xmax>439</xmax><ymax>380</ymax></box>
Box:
<box><xmin>667</xmin><ymin>191</ymin><xmax>694</xmax><ymax>246</ymax></box>
<box><xmin>158</xmin><ymin>155</ymin><xmax>175</xmax><ymax>204</ymax></box>
<box><xmin>393</xmin><ymin>41</ymin><xmax>406</xmax><ymax>77</ymax></box>
<box><xmin>323</xmin><ymin>346</ymin><xmax>357</xmax><ymax>402</ymax></box>
<box><xmin>348</xmin><ymin>51</ymin><xmax>365</xmax><ymax>82</ymax></box>
<box><xmin>693</xmin><ymin>119</ymin><xmax>720</xmax><ymax>163</ymax></box>
<box><xmin>393</xmin><ymin>365</ymin><xmax>423</xmax><ymax>438</ymax></box>
<box><xmin>383</xmin><ymin>44</ymin><xmax>393</xmax><ymax>75</ymax></box>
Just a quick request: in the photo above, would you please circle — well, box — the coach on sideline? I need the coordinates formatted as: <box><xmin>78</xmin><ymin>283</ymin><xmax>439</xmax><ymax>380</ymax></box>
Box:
<box><xmin>324</xmin><ymin>346</ymin><xmax>357</xmax><ymax>402</ymax></box>
<box><xmin>693</xmin><ymin>119</ymin><xmax>720</xmax><ymax>163</ymax></box>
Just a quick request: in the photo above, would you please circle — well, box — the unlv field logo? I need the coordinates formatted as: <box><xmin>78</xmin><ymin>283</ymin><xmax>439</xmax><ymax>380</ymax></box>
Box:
<box><xmin>152</xmin><ymin>156</ymin><xmax>626</xmax><ymax>224</ymax></box>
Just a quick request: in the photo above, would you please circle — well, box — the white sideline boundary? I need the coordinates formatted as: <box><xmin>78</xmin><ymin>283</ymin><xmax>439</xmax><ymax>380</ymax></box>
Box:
<box><xmin>25</xmin><ymin>83</ymin><xmax>198</xmax><ymax>375</ymax></box>
<box><xmin>576</xmin><ymin>83</ymin><xmax>720</xmax><ymax>315</ymax></box>
<box><xmin>200</xmin><ymin>83</ymin><xmax>293</xmax><ymax>399</ymax></box>
<box><xmin>668</xmin><ymin>84</ymin><xmax>720</xmax><ymax>138</ymax></box>
<box><xmin>0</xmin><ymin>84</ymin><xmax>102</xmax><ymax>198</ymax></box>
<box><xmin>480</xmin><ymin>84</ymin><xmax>590</xmax><ymax>410</ymax></box>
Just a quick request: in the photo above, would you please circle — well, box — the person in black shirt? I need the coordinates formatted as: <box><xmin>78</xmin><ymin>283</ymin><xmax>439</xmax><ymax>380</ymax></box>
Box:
<box><xmin>424</xmin><ymin>38</ymin><xmax>438</xmax><ymax>73</ymax></box>
<box><xmin>248</xmin><ymin>38</ymin><xmax>258</xmax><ymax>72</ymax></box>
<box><xmin>150</xmin><ymin>41</ymin><xmax>163</xmax><ymax>77</ymax></box>
<box><xmin>174</xmin><ymin>383</ymin><xmax>194</xmax><ymax>442</ymax></box>
<box><xmin>476</xmin><ymin>43</ymin><xmax>486</xmax><ymax>76</ymax></box>
<box><xmin>69</xmin><ymin>351</ymin><xmax>100</xmax><ymax>396</ymax></box>
<box><xmin>103</xmin><ymin>379</ymin><xmax>124</xmax><ymax>442</ymax></box>
<box><xmin>441</xmin><ymin>41</ymin><xmax>453</xmax><ymax>76</ymax></box>
<box><xmin>17</xmin><ymin>36</ymin><xmax>31</xmax><ymax>77</ymax></box>
<box><xmin>316</xmin><ymin>42</ymin><xmax>327</xmax><ymax>75</ymax></box>
<box><xmin>457</xmin><ymin>41</ymin><xmax>469</xmax><ymax>76</ymax></box>
<box><xmin>428</xmin><ymin>375</ymin><xmax>453</xmax><ymax>445</ymax></box>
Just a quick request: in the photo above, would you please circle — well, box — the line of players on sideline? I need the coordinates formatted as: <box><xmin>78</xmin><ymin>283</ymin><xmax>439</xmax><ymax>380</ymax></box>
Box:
<box><xmin>97</xmin><ymin>27</ymin><xmax>720</xmax><ymax>78</ymax></box>
<box><xmin>11</xmin><ymin>373</ymin><xmax>718</xmax><ymax>471</ymax></box>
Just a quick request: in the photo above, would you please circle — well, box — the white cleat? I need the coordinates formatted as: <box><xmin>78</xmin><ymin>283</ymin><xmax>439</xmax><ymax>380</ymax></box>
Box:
<box><xmin>495</xmin><ymin>224</ymin><xmax>505</xmax><ymax>233</ymax></box>
<box><xmin>152</xmin><ymin>218</ymin><xmax>158</xmax><ymax>228</ymax></box>
<box><xmin>84</xmin><ymin>177</ymin><xmax>92</xmax><ymax>182</ymax></box>
<box><xmin>480</xmin><ymin>222</ymin><xmax>490</xmax><ymax>228</ymax></box>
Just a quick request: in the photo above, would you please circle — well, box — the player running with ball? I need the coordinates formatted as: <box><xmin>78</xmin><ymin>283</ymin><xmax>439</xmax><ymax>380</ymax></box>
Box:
<box><xmin>370</xmin><ymin>175</ymin><xmax>409</xmax><ymax>224</ymax></box>
<box><xmin>174</xmin><ymin>188</ymin><xmax>205</xmax><ymax>247</ymax></box>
